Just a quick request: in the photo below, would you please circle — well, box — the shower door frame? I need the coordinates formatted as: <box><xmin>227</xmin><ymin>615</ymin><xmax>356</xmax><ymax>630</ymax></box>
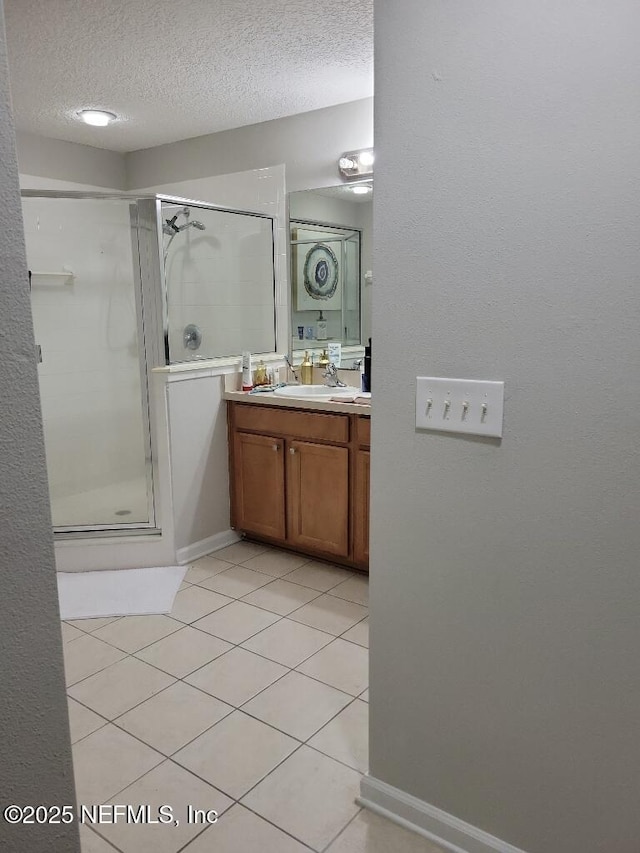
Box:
<box><xmin>153</xmin><ymin>194</ymin><xmax>278</xmax><ymax>365</ymax></box>
<box><xmin>22</xmin><ymin>191</ymin><xmax>278</xmax><ymax>538</ymax></box>
<box><xmin>22</xmin><ymin>191</ymin><xmax>163</xmax><ymax>537</ymax></box>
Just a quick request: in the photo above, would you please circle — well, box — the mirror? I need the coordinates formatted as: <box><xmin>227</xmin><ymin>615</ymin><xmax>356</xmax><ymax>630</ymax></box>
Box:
<box><xmin>289</xmin><ymin>184</ymin><xmax>372</xmax><ymax>360</ymax></box>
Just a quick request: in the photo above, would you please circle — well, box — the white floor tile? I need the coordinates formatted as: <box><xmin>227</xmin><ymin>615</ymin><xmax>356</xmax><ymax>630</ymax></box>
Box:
<box><xmin>240</xmin><ymin>549</ymin><xmax>311</xmax><ymax>578</ymax></box>
<box><xmin>170</xmin><ymin>586</ymin><xmax>233</xmax><ymax>624</ymax></box>
<box><xmin>241</xmin><ymin>618</ymin><xmax>333</xmax><ymax>668</ymax></box>
<box><xmin>360</xmin><ymin>688</ymin><xmax>369</xmax><ymax>702</ymax></box>
<box><xmin>68</xmin><ymin>657</ymin><xmax>174</xmax><ymax>719</ymax></box>
<box><xmin>61</xmin><ymin>622</ymin><xmax>84</xmax><ymax>643</ymax></box>
<box><xmin>95</xmin><ymin>759</ymin><xmax>233</xmax><ymax>853</ymax></box>
<box><xmin>186</xmin><ymin>556</ymin><xmax>235</xmax><ymax>584</ymax></box>
<box><xmin>92</xmin><ymin>614</ymin><xmax>182</xmax><ymax>653</ymax></box>
<box><xmin>325</xmin><ymin>809</ymin><xmax>447</xmax><ymax>853</ymax></box>
<box><xmin>242</xmin><ymin>578</ymin><xmax>321</xmax><ymax>615</ymax></box>
<box><xmin>242</xmin><ymin>671</ymin><xmax>352</xmax><ymax>741</ymax></box>
<box><xmin>68</xmin><ymin>698</ymin><xmax>106</xmax><ymax>744</ymax></box>
<box><xmin>193</xmin><ymin>601</ymin><xmax>280</xmax><ymax>645</ymax></box>
<box><xmin>329</xmin><ymin>574</ymin><xmax>369</xmax><ymax>606</ymax></box>
<box><xmin>185</xmin><ymin>647</ymin><xmax>287</xmax><ymax>707</ymax></box>
<box><xmin>63</xmin><ymin>634</ymin><xmax>126</xmax><ymax>687</ymax></box>
<box><xmin>72</xmin><ymin>724</ymin><xmax>164</xmax><ymax>805</ymax></box>
<box><xmin>242</xmin><ymin>745</ymin><xmax>361</xmax><ymax>851</ymax></box>
<box><xmin>214</xmin><ymin>541</ymin><xmax>270</xmax><ymax>564</ymax></box>
<box><xmin>67</xmin><ymin>616</ymin><xmax>121</xmax><ymax>633</ymax></box>
<box><xmin>289</xmin><ymin>595</ymin><xmax>368</xmax><ymax>636</ymax></box>
<box><xmin>173</xmin><ymin>711</ymin><xmax>298</xmax><ymax>799</ymax></box>
<box><xmin>135</xmin><ymin>626</ymin><xmax>232</xmax><ymax>678</ymax></box>
<box><xmin>284</xmin><ymin>562</ymin><xmax>354</xmax><ymax>592</ymax></box>
<box><xmin>79</xmin><ymin>825</ymin><xmax>119</xmax><ymax>852</ymax></box>
<box><xmin>342</xmin><ymin>617</ymin><xmax>369</xmax><ymax>648</ymax></box>
<box><xmin>297</xmin><ymin>638</ymin><xmax>368</xmax><ymax>696</ymax></box>
<box><xmin>199</xmin><ymin>565</ymin><xmax>273</xmax><ymax>598</ymax></box>
<box><xmin>116</xmin><ymin>681</ymin><xmax>233</xmax><ymax>754</ymax></box>
<box><xmin>309</xmin><ymin>700</ymin><xmax>369</xmax><ymax>773</ymax></box>
<box><xmin>183</xmin><ymin>803</ymin><xmax>310</xmax><ymax>852</ymax></box>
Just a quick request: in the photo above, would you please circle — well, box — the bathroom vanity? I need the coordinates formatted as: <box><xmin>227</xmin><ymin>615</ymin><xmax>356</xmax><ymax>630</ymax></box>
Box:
<box><xmin>226</xmin><ymin>394</ymin><xmax>370</xmax><ymax>572</ymax></box>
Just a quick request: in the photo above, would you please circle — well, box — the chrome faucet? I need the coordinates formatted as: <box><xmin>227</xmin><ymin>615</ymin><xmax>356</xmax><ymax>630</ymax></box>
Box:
<box><xmin>323</xmin><ymin>363</ymin><xmax>347</xmax><ymax>387</ymax></box>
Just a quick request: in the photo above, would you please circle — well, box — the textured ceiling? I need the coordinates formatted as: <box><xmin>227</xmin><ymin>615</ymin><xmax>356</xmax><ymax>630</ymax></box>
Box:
<box><xmin>4</xmin><ymin>0</ymin><xmax>373</xmax><ymax>152</ymax></box>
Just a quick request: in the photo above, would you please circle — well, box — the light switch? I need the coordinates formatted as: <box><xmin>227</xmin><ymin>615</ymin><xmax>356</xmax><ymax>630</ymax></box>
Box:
<box><xmin>416</xmin><ymin>377</ymin><xmax>504</xmax><ymax>438</ymax></box>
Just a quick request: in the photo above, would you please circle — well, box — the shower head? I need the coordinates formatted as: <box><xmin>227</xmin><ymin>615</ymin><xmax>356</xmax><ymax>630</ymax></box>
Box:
<box><xmin>163</xmin><ymin>214</ymin><xmax>180</xmax><ymax>236</ymax></box>
<box><xmin>176</xmin><ymin>219</ymin><xmax>206</xmax><ymax>232</ymax></box>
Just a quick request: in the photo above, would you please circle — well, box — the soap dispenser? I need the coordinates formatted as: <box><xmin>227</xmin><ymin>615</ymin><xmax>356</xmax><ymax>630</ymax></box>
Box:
<box><xmin>318</xmin><ymin>349</ymin><xmax>330</xmax><ymax>369</ymax></box>
<box><xmin>316</xmin><ymin>310</ymin><xmax>327</xmax><ymax>341</ymax></box>
<box><xmin>300</xmin><ymin>351</ymin><xmax>313</xmax><ymax>385</ymax></box>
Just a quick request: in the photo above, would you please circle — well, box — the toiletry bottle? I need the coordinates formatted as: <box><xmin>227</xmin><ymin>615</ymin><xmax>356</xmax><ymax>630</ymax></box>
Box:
<box><xmin>318</xmin><ymin>349</ymin><xmax>330</xmax><ymax>369</ymax></box>
<box><xmin>363</xmin><ymin>338</ymin><xmax>371</xmax><ymax>392</ymax></box>
<box><xmin>241</xmin><ymin>351</ymin><xmax>253</xmax><ymax>391</ymax></box>
<box><xmin>316</xmin><ymin>310</ymin><xmax>327</xmax><ymax>341</ymax></box>
<box><xmin>300</xmin><ymin>351</ymin><xmax>313</xmax><ymax>385</ymax></box>
<box><xmin>253</xmin><ymin>360</ymin><xmax>268</xmax><ymax>386</ymax></box>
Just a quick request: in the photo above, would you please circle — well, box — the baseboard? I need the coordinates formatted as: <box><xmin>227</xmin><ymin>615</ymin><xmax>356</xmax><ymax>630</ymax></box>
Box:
<box><xmin>358</xmin><ymin>776</ymin><xmax>528</xmax><ymax>853</ymax></box>
<box><xmin>176</xmin><ymin>529</ymin><xmax>240</xmax><ymax>565</ymax></box>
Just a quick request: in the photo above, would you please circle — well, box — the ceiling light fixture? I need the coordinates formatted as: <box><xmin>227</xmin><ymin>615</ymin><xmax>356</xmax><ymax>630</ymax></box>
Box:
<box><xmin>78</xmin><ymin>109</ymin><xmax>117</xmax><ymax>127</ymax></box>
<box><xmin>338</xmin><ymin>148</ymin><xmax>374</xmax><ymax>180</ymax></box>
<box><xmin>351</xmin><ymin>185</ymin><xmax>372</xmax><ymax>195</ymax></box>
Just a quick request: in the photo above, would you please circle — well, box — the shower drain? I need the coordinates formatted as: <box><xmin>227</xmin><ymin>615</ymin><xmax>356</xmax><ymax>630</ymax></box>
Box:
<box><xmin>115</xmin><ymin>509</ymin><xmax>132</xmax><ymax>516</ymax></box>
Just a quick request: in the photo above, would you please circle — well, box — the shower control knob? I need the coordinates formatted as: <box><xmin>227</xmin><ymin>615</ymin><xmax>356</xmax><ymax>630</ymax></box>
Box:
<box><xmin>183</xmin><ymin>324</ymin><xmax>202</xmax><ymax>350</ymax></box>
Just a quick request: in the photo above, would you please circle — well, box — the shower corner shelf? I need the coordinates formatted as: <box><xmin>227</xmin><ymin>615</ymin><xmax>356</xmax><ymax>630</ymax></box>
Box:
<box><xmin>31</xmin><ymin>269</ymin><xmax>75</xmax><ymax>283</ymax></box>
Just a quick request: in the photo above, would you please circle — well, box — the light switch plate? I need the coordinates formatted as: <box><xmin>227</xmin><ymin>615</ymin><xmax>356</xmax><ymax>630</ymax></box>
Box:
<box><xmin>416</xmin><ymin>377</ymin><xmax>504</xmax><ymax>438</ymax></box>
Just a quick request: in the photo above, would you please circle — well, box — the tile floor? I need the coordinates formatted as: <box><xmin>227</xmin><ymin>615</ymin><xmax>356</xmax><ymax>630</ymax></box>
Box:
<box><xmin>63</xmin><ymin>542</ymin><xmax>444</xmax><ymax>853</ymax></box>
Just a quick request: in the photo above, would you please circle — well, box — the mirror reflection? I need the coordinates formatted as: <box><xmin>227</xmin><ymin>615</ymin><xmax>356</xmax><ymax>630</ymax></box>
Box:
<box><xmin>289</xmin><ymin>183</ymin><xmax>372</xmax><ymax>355</ymax></box>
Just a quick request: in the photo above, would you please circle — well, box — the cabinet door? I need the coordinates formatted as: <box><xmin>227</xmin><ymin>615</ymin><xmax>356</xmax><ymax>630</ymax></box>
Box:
<box><xmin>233</xmin><ymin>432</ymin><xmax>286</xmax><ymax>540</ymax></box>
<box><xmin>287</xmin><ymin>440</ymin><xmax>349</xmax><ymax>557</ymax></box>
<box><xmin>353</xmin><ymin>449</ymin><xmax>370</xmax><ymax>567</ymax></box>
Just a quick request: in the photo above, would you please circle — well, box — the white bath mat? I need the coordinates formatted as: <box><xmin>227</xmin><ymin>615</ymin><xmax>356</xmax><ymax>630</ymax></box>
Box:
<box><xmin>57</xmin><ymin>566</ymin><xmax>187</xmax><ymax>620</ymax></box>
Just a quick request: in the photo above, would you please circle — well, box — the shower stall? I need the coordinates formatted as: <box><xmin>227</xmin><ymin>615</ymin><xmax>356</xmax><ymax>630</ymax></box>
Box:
<box><xmin>22</xmin><ymin>192</ymin><xmax>276</xmax><ymax>538</ymax></box>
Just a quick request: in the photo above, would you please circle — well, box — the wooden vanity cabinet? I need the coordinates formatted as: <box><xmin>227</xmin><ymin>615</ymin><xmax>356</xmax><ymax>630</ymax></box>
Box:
<box><xmin>232</xmin><ymin>432</ymin><xmax>286</xmax><ymax>540</ymax></box>
<box><xmin>228</xmin><ymin>402</ymin><xmax>370</xmax><ymax>571</ymax></box>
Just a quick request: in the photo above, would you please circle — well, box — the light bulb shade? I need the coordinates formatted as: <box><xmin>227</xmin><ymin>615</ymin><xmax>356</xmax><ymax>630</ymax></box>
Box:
<box><xmin>78</xmin><ymin>109</ymin><xmax>117</xmax><ymax>127</ymax></box>
<box><xmin>338</xmin><ymin>148</ymin><xmax>374</xmax><ymax>180</ymax></box>
<box><xmin>339</xmin><ymin>156</ymin><xmax>357</xmax><ymax>171</ymax></box>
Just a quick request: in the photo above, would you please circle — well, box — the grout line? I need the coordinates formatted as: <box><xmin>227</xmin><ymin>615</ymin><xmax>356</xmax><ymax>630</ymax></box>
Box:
<box><xmin>67</xmin><ymin>551</ymin><xmax>369</xmax><ymax>851</ymax></box>
<box><xmin>319</xmin><ymin>807</ymin><xmax>365</xmax><ymax>853</ymax></box>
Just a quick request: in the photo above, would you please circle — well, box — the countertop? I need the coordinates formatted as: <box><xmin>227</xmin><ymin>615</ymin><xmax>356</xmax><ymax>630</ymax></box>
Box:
<box><xmin>223</xmin><ymin>388</ymin><xmax>371</xmax><ymax>416</ymax></box>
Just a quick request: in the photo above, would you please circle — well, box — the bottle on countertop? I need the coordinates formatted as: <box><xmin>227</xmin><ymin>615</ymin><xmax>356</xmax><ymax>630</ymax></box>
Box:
<box><xmin>300</xmin><ymin>351</ymin><xmax>314</xmax><ymax>385</ymax></box>
<box><xmin>362</xmin><ymin>338</ymin><xmax>372</xmax><ymax>392</ymax></box>
<box><xmin>318</xmin><ymin>349</ymin><xmax>330</xmax><ymax>369</ymax></box>
<box><xmin>253</xmin><ymin>359</ymin><xmax>269</xmax><ymax>386</ymax></box>
<box><xmin>241</xmin><ymin>351</ymin><xmax>253</xmax><ymax>391</ymax></box>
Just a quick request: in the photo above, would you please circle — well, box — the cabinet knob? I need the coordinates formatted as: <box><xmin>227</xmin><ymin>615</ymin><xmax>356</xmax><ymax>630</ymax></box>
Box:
<box><xmin>289</xmin><ymin>447</ymin><xmax>296</xmax><ymax>455</ymax></box>
<box><xmin>272</xmin><ymin>444</ymin><xmax>279</xmax><ymax>451</ymax></box>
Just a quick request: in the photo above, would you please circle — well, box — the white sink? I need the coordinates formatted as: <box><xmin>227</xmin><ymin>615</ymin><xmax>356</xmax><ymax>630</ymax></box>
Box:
<box><xmin>273</xmin><ymin>385</ymin><xmax>358</xmax><ymax>400</ymax></box>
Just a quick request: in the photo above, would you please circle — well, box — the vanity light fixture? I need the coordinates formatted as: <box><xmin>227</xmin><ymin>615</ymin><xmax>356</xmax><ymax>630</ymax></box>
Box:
<box><xmin>338</xmin><ymin>148</ymin><xmax>374</xmax><ymax>180</ymax></box>
<box><xmin>351</xmin><ymin>184</ymin><xmax>372</xmax><ymax>195</ymax></box>
<box><xmin>78</xmin><ymin>109</ymin><xmax>117</xmax><ymax>127</ymax></box>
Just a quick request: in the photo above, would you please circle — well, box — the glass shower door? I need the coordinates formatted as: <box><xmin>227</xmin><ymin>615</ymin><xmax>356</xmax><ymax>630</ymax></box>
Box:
<box><xmin>23</xmin><ymin>196</ymin><xmax>155</xmax><ymax>531</ymax></box>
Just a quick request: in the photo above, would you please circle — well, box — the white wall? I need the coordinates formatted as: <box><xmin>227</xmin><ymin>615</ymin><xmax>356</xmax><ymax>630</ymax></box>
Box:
<box><xmin>0</xmin><ymin>4</ymin><xmax>79</xmax><ymax>849</ymax></box>
<box><xmin>370</xmin><ymin>2</ymin><xmax>640</xmax><ymax>852</ymax></box>
<box><xmin>17</xmin><ymin>130</ymin><xmax>126</xmax><ymax>189</ymax></box>
<box><xmin>127</xmin><ymin>98</ymin><xmax>373</xmax><ymax>193</ymax></box>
